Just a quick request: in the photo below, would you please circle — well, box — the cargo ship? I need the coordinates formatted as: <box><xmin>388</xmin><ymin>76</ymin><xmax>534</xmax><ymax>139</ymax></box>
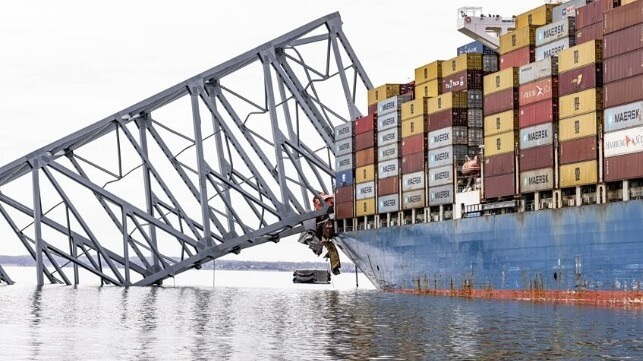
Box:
<box><xmin>332</xmin><ymin>0</ymin><xmax>643</xmax><ymax>306</ymax></box>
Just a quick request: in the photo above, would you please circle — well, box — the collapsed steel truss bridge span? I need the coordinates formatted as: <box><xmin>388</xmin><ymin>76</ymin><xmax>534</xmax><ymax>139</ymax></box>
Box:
<box><xmin>0</xmin><ymin>12</ymin><xmax>371</xmax><ymax>286</ymax></box>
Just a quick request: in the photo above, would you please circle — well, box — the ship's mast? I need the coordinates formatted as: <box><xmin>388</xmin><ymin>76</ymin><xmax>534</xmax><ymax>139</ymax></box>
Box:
<box><xmin>456</xmin><ymin>7</ymin><xmax>515</xmax><ymax>51</ymax></box>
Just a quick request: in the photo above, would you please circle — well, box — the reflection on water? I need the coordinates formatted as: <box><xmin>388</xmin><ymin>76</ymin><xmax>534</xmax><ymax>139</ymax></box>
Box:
<box><xmin>0</xmin><ymin>269</ymin><xmax>641</xmax><ymax>360</ymax></box>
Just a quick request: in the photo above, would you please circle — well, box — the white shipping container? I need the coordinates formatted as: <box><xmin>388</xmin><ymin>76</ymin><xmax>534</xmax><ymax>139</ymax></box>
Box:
<box><xmin>520</xmin><ymin>167</ymin><xmax>554</xmax><ymax>193</ymax></box>
<box><xmin>520</xmin><ymin>122</ymin><xmax>554</xmax><ymax>150</ymax></box>
<box><xmin>604</xmin><ymin>125</ymin><xmax>643</xmax><ymax>158</ymax></box>
<box><xmin>335</xmin><ymin>122</ymin><xmax>353</xmax><ymax>141</ymax></box>
<box><xmin>336</xmin><ymin>138</ymin><xmax>353</xmax><ymax>156</ymax></box>
<box><xmin>378</xmin><ymin>194</ymin><xmax>400</xmax><ymax>213</ymax></box>
<box><xmin>428</xmin><ymin>146</ymin><xmax>454</xmax><ymax>169</ymax></box>
<box><xmin>428</xmin><ymin>184</ymin><xmax>454</xmax><ymax>206</ymax></box>
<box><xmin>535</xmin><ymin>17</ymin><xmax>576</xmax><ymax>47</ymax></box>
<box><xmin>519</xmin><ymin>57</ymin><xmax>558</xmax><ymax>85</ymax></box>
<box><xmin>377</xmin><ymin>94</ymin><xmax>412</xmax><ymax>116</ymax></box>
<box><xmin>335</xmin><ymin>154</ymin><xmax>353</xmax><ymax>172</ymax></box>
<box><xmin>402</xmin><ymin>189</ymin><xmax>426</xmax><ymax>210</ymax></box>
<box><xmin>535</xmin><ymin>37</ymin><xmax>574</xmax><ymax>61</ymax></box>
<box><xmin>378</xmin><ymin>143</ymin><xmax>399</xmax><ymax>162</ymax></box>
<box><xmin>428</xmin><ymin>127</ymin><xmax>454</xmax><ymax>149</ymax></box>
<box><xmin>604</xmin><ymin>101</ymin><xmax>643</xmax><ymax>133</ymax></box>
<box><xmin>429</xmin><ymin>165</ymin><xmax>454</xmax><ymax>187</ymax></box>
<box><xmin>377</xmin><ymin>127</ymin><xmax>399</xmax><ymax>147</ymax></box>
<box><xmin>377</xmin><ymin>111</ymin><xmax>400</xmax><ymax>131</ymax></box>
<box><xmin>378</xmin><ymin>159</ymin><xmax>400</xmax><ymax>179</ymax></box>
<box><xmin>402</xmin><ymin>171</ymin><xmax>425</xmax><ymax>192</ymax></box>
<box><xmin>553</xmin><ymin>0</ymin><xmax>589</xmax><ymax>23</ymax></box>
<box><xmin>355</xmin><ymin>181</ymin><xmax>376</xmax><ymax>200</ymax></box>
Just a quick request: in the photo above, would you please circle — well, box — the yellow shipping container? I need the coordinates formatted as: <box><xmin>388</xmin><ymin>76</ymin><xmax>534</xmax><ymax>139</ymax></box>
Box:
<box><xmin>484</xmin><ymin>110</ymin><xmax>518</xmax><ymax>137</ymax></box>
<box><xmin>414</xmin><ymin>60</ymin><xmax>442</xmax><ymax>83</ymax></box>
<box><xmin>559</xmin><ymin>160</ymin><xmax>598</xmax><ymax>188</ymax></box>
<box><xmin>559</xmin><ymin>88</ymin><xmax>603</xmax><ymax>119</ymax></box>
<box><xmin>483</xmin><ymin>68</ymin><xmax>519</xmax><ymax>95</ymax></box>
<box><xmin>355</xmin><ymin>164</ymin><xmax>375</xmax><ymax>183</ymax></box>
<box><xmin>368</xmin><ymin>84</ymin><xmax>400</xmax><ymax>106</ymax></box>
<box><xmin>499</xmin><ymin>26</ymin><xmax>537</xmax><ymax>55</ymax></box>
<box><xmin>557</xmin><ymin>40</ymin><xmax>603</xmax><ymax>73</ymax></box>
<box><xmin>401</xmin><ymin>115</ymin><xmax>426</xmax><ymax>138</ymax></box>
<box><xmin>484</xmin><ymin>131</ymin><xmax>516</xmax><ymax>157</ymax></box>
<box><xmin>414</xmin><ymin>79</ymin><xmax>441</xmax><ymax>98</ymax></box>
<box><xmin>515</xmin><ymin>4</ymin><xmax>554</xmax><ymax>29</ymax></box>
<box><xmin>441</xmin><ymin>53</ymin><xmax>483</xmax><ymax>78</ymax></box>
<box><xmin>559</xmin><ymin>112</ymin><xmax>601</xmax><ymax>141</ymax></box>
<box><xmin>401</xmin><ymin>97</ymin><xmax>428</xmax><ymax>120</ymax></box>
<box><xmin>355</xmin><ymin>198</ymin><xmax>376</xmax><ymax>217</ymax></box>
<box><xmin>427</xmin><ymin>91</ymin><xmax>468</xmax><ymax>114</ymax></box>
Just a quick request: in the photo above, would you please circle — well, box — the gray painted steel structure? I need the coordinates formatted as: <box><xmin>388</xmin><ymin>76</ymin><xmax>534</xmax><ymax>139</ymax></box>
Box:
<box><xmin>0</xmin><ymin>12</ymin><xmax>371</xmax><ymax>286</ymax></box>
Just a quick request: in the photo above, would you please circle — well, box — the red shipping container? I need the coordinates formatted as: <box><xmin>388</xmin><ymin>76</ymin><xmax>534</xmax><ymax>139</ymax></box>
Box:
<box><xmin>401</xmin><ymin>133</ymin><xmax>426</xmax><ymax>156</ymax></box>
<box><xmin>500</xmin><ymin>46</ymin><xmax>535</xmax><ymax>70</ymax></box>
<box><xmin>484</xmin><ymin>88</ymin><xmax>519</xmax><ymax>115</ymax></box>
<box><xmin>484</xmin><ymin>152</ymin><xmax>515</xmax><ymax>177</ymax></box>
<box><xmin>519</xmin><ymin>99</ymin><xmax>558</xmax><ymax>128</ymax></box>
<box><xmin>576</xmin><ymin>21</ymin><xmax>604</xmax><ymax>44</ymax></box>
<box><xmin>484</xmin><ymin>173</ymin><xmax>515</xmax><ymax>198</ymax></box>
<box><xmin>559</xmin><ymin>136</ymin><xmax>598</xmax><ymax>165</ymax></box>
<box><xmin>428</xmin><ymin>108</ymin><xmax>468</xmax><ymax>132</ymax></box>
<box><xmin>604</xmin><ymin>151</ymin><xmax>643</xmax><ymax>181</ymax></box>
<box><xmin>354</xmin><ymin>130</ymin><xmax>375</xmax><ymax>151</ymax></box>
<box><xmin>401</xmin><ymin>81</ymin><xmax>416</xmax><ymax>98</ymax></box>
<box><xmin>604</xmin><ymin>0</ymin><xmax>643</xmax><ymax>34</ymax></box>
<box><xmin>355</xmin><ymin>114</ymin><xmax>376</xmax><ymax>135</ymax></box>
<box><xmin>604</xmin><ymin>23</ymin><xmax>643</xmax><ymax>59</ymax></box>
<box><xmin>520</xmin><ymin>145</ymin><xmax>554</xmax><ymax>172</ymax></box>
<box><xmin>355</xmin><ymin>147</ymin><xmax>376</xmax><ymax>167</ymax></box>
<box><xmin>378</xmin><ymin>176</ymin><xmax>399</xmax><ymax>196</ymax></box>
<box><xmin>368</xmin><ymin>103</ymin><xmax>378</xmax><ymax>115</ymax></box>
<box><xmin>604</xmin><ymin>74</ymin><xmax>643</xmax><ymax>108</ymax></box>
<box><xmin>519</xmin><ymin>77</ymin><xmax>558</xmax><ymax>106</ymax></box>
<box><xmin>335</xmin><ymin>201</ymin><xmax>354</xmax><ymax>220</ymax></box>
<box><xmin>577</xmin><ymin>0</ymin><xmax>613</xmax><ymax>28</ymax></box>
<box><xmin>558</xmin><ymin>64</ymin><xmax>602</xmax><ymax>96</ymax></box>
<box><xmin>441</xmin><ymin>70</ymin><xmax>483</xmax><ymax>93</ymax></box>
<box><xmin>335</xmin><ymin>185</ymin><xmax>354</xmax><ymax>203</ymax></box>
<box><xmin>604</xmin><ymin>48</ymin><xmax>643</xmax><ymax>84</ymax></box>
<box><xmin>401</xmin><ymin>152</ymin><xmax>426</xmax><ymax>174</ymax></box>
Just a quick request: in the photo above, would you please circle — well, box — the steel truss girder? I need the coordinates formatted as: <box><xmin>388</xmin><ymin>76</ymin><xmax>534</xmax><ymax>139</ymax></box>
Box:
<box><xmin>0</xmin><ymin>12</ymin><xmax>371</xmax><ymax>286</ymax></box>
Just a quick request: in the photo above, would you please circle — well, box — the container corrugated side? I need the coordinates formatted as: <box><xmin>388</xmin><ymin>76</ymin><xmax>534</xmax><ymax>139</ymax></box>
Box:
<box><xmin>604</xmin><ymin>125</ymin><xmax>643</xmax><ymax>157</ymax></box>
<box><xmin>428</xmin><ymin>108</ymin><xmax>468</xmax><ymax>132</ymax></box>
<box><xmin>484</xmin><ymin>152</ymin><xmax>515</xmax><ymax>177</ymax></box>
<box><xmin>484</xmin><ymin>88</ymin><xmax>519</xmax><ymax>115</ymax></box>
<box><xmin>401</xmin><ymin>97</ymin><xmax>428</xmax><ymax>120</ymax></box>
<box><xmin>336</xmin><ymin>137</ymin><xmax>353</xmax><ymax>156</ymax></box>
<box><xmin>368</xmin><ymin>84</ymin><xmax>400</xmax><ymax>106</ymax></box>
<box><xmin>354</xmin><ymin>114</ymin><xmax>376</xmax><ymax>135</ymax></box>
<box><xmin>535</xmin><ymin>17</ymin><xmax>576</xmax><ymax>47</ymax></box>
<box><xmin>335</xmin><ymin>153</ymin><xmax>354</xmax><ymax>172</ymax></box>
<box><xmin>427</xmin><ymin>91</ymin><xmax>468</xmax><ymax>114</ymax></box>
<box><xmin>484</xmin><ymin>67</ymin><xmax>519</xmax><ymax>95</ymax></box>
<box><xmin>604</xmin><ymin>75</ymin><xmax>643</xmax><ymax>108</ymax></box>
<box><xmin>557</xmin><ymin>40</ymin><xmax>602</xmax><ymax>73</ymax></box>
<box><xmin>378</xmin><ymin>94</ymin><xmax>412</xmax><ymax>116</ymax></box>
<box><xmin>429</xmin><ymin>165</ymin><xmax>454</xmax><ymax>187</ymax></box>
<box><xmin>402</xmin><ymin>171</ymin><xmax>425</xmax><ymax>192</ymax></box>
<box><xmin>603</xmin><ymin>48</ymin><xmax>643</xmax><ymax>84</ymax></box>
<box><xmin>483</xmin><ymin>131</ymin><xmax>516</xmax><ymax>157</ymax></box>
<box><xmin>500</xmin><ymin>46</ymin><xmax>535</xmax><ymax>70</ymax></box>
<box><xmin>558</xmin><ymin>63</ymin><xmax>602</xmax><ymax>96</ymax></box>
<box><xmin>604</xmin><ymin>101</ymin><xmax>643</xmax><ymax>133</ymax></box>
<box><xmin>604</xmin><ymin>0</ymin><xmax>643</xmax><ymax>34</ymax></box>
<box><xmin>377</xmin><ymin>194</ymin><xmax>399</xmax><ymax>213</ymax></box>
<box><xmin>354</xmin><ymin>130</ymin><xmax>375</xmax><ymax>151</ymax></box>
<box><xmin>428</xmin><ymin>145</ymin><xmax>470</xmax><ymax>168</ymax></box>
<box><xmin>355</xmin><ymin>165</ymin><xmax>375</xmax><ymax>183</ymax></box>
<box><xmin>519</xmin><ymin>77</ymin><xmax>558</xmax><ymax>106</ymax></box>
<box><xmin>535</xmin><ymin>36</ymin><xmax>575</xmax><ymax>61</ymax></box>
<box><xmin>457</xmin><ymin>41</ymin><xmax>497</xmax><ymax>56</ymax></box>
<box><xmin>428</xmin><ymin>126</ymin><xmax>468</xmax><ymax>148</ymax></box>
<box><xmin>559</xmin><ymin>88</ymin><xmax>603</xmax><ymax>118</ymax></box>
<box><xmin>428</xmin><ymin>184</ymin><xmax>454</xmax><ymax>206</ymax></box>
<box><xmin>559</xmin><ymin>136</ymin><xmax>598</xmax><ymax>164</ymax></box>
<box><xmin>336</xmin><ymin>169</ymin><xmax>353</xmax><ymax>187</ymax></box>
<box><xmin>468</xmin><ymin>127</ymin><xmax>484</xmax><ymax>147</ymax></box>
<box><xmin>401</xmin><ymin>133</ymin><xmax>426</xmax><ymax>156</ymax></box>
<box><xmin>468</xmin><ymin>108</ymin><xmax>484</xmax><ymax>128</ymax></box>
<box><xmin>515</xmin><ymin>4</ymin><xmax>554</xmax><ymax>29</ymax></box>
<box><xmin>442</xmin><ymin>70</ymin><xmax>483</xmax><ymax>92</ymax></box>
<box><xmin>559</xmin><ymin>111</ymin><xmax>600</xmax><ymax>141</ymax></box>
<box><xmin>604</xmin><ymin>151</ymin><xmax>643</xmax><ymax>181</ymax></box>
<box><xmin>377</xmin><ymin>127</ymin><xmax>400</xmax><ymax>147</ymax></box>
<box><xmin>559</xmin><ymin>160</ymin><xmax>598</xmax><ymax>187</ymax></box>
<box><xmin>520</xmin><ymin>145</ymin><xmax>554</xmax><ymax>171</ymax></box>
<box><xmin>377</xmin><ymin>143</ymin><xmax>398</xmax><ymax>163</ymax></box>
<box><xmin>415</xmin><ymin>60</ymin><xmax>443</xmax><ymax>84</ymax></box>
<box><xmin>401</xmin><ymin>152</ymin><xmax>426</xmax><ymax>174</ymax></box>
<box><xmin>355</xmin><ymin>147</ymin><xmax>376</xmax><ymax>167</ymax></box>
<box><xmin>335</xmin><ymin>122</ymin><xmax>352</xmax><ymax>141</ymax></box>
<box><xmin>335</xmin><ymin>185</ymin><xmax>354</xmax><ymax>204</ymax></box>
<box><xmin>378</xmin><ymin>176</ymin><xmax>399</xmax><ymax>196</ymax></box>
<box><xmin>519</xmin><ymin>99</ymin><xmax>558</xmax><ymax>128</ymax></box>
<box><xmin>441</xmin><ymin>54</ymin><xmax>483</xmax><ymax>77</ymax></box>
<box><xmin>576</xmin><ymin>0</ymin><xmax>612</xmax><ymax>28</ymax></box>
<box><xmin>484</xmin><ymin>109</ymin><xmax>518</xmax><ymax>136</ymax></box>
<box><xmin>377</xmin><ymin>111</ymin><xmax>399</xmax><ymax>131</ymax></box>
<box><xmin>576</xmin><ymin>21</ymin><xmax>604</xmax><ymax>44</ymax></box>
<box><xmin>378</xmin><ymin>159</ymin><xmax>400</xmax><ymax>179</ymax></box>
<box><xmin>414</xmin><ymin>79</ymin><xmax>441</xmax><ymax>99</ymax></box>
<box><xmin>335</xmin><ymin>201</ymin><xmax>354</xmax><ymax>220</ymax></box>
<box><xmin>500</xmin><ymin>27</ymin><xmax>537</xmax><ymax>55</ymax></box>
<box><xmin>402</xmin><ymin>189</ymin><xmax>426</xmax><ymax>210</ymax></box>
<box><xmin>483</xmin><ymin>173</ymin><xmax>515</xmax><ymax>198</ymax></box>
<box><xmin>603</xmin><ymin>23</ymin><xmax>643</xmax><ymax>60</ymax></box>
<box><xmin>401</xmin><ymin>115</ymin><xmax>426</xmax><ymax>138</ymax></box>
<box><xmin>355</xmin><ymin>181</ymin><xmax>376</xmax><ymax>200</ymax></box>
<box><xmin>553</xmin><ymin>0</ymin><xmax>589</xmax><ymax>23</ymax></box>
<box><xmin>519</xmin><ymin>57</ymin><xmax>558</xmax><ymax>85</ymax></box>
<box><xmin>520</xmin><ymin>167</ymin><xmax>554</xmax><ymax>193</ymax></box>
<box><xmin>520</xmin><ymin>122</ymin><xmax>554</xmax><ymax>150</ymax></box>
<box><xmin>355</xmin><ymin>198</ymin><xmax>376</xmax><ymax>217</ymax></box>
<box><xmin>483</xmin><ymin>54</ymin><xmax>499</xmax><ymax>73</ymax></box>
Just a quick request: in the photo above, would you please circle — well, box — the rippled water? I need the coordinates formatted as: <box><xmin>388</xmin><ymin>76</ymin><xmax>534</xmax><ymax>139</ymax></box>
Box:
<box><xmin>0</xmin><ymin>267</ymin><xmax>641</xmax><ymax>360</ymax></box>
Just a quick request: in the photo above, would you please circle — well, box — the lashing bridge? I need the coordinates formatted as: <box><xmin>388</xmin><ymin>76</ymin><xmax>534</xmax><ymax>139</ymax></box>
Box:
<box><xmin>0</xmin><ymin>13</ymin><xmax>371</xmax><ymax>286</ymax></box>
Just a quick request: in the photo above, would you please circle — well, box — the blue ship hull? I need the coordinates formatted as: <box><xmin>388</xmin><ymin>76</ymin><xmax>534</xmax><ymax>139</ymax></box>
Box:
<box><xmin>336</xmin><ymin>200</ymin><xmax>643</xmax><ymax>304</ymax></box>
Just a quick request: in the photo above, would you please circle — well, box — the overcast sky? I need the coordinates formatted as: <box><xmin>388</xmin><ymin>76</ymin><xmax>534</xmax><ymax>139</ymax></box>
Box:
<box><xmin>0</xmin><ymin>0</ymin><xmax>544</xmax><ymax>263</ymax></box>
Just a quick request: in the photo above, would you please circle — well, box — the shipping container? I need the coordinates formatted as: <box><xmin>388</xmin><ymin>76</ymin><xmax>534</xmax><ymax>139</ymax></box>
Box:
<box><xmin>378</xmin><ymin>176</ymin><xmax>399</xmax><ymax>196</ymax></box>
<box><xmin>336</xmin><ymin>153</ymin><xmax>353</xmax><ymax>172</ymax></box>
<box><xmin>576</xmin><ymin>0</ymin><xmax>613</xmax><ymax>28</ymax></box>
<box><xmin>375</xmin><ymin>144</ymin><xmax>396</xmax><ymax>163</ymax></box>
<box><xmin>604</xmin><ymin>24</ymin><xmax>643</xmax><ymax>60</ymax></box>
<box><xmin>604</xmin><ymin>101</ymin><xmax>643</xmax><ymax>132</ymax></box>
<box><xmin>428</xmin><ymin>145</ymin><xmax>470</xmax><ymax>168</ymax></box>
<box><xmin>557</xmin><ymin>40</ymin><xmax>602</xmax><ymax>73</ymax></box>
<box><xmin>515</xmin><ymin>4</ymin><xmax>554</xmax><ymax>29</ymax></box>
<box><xmin>368</xmin><ymin>103</ymin><xmax>377</xmax><ymax>115</ymax></box>
<box><xmin>378</xmin><ymin>94</ymin><xmax>412</xmax><ymax>116</ymax></box>
<box><xmin>355</xmin><ymin>198</ymin><xmax>376</xmax><ymax>217</ymax></box>
<box><xmin>402</xmin><ymin>171</ymin><xmax>425</xmax><ymax>192</ymax></box>
<box><xmin>576</xmin><ymin>20</ymin><xmax>604</xmax><ymax>44</ymax></box>
<box><xmin>535</xmin><ymin>36</ymin><xmax>575</xmax><ymax>61</ymax></box>
<box><xmin>484</xmin><ymin>109</ymin><xmax>519</xmax><ymax>136</ymax></box>
<box><xmin>604</xmin><ymin>151</ymin><xmax>643</xmax><ymax>181</ymax></box>
<box><xmin>377</xmin><ymin>111</ymin><xmax>399</xmax><ymax>131</ymax></box>
<box><xmin>414</xmin><ymin>79</ymin><xmax>441</xmax><ymax>99</ymax></box>
<box><xmin>336</xmin><ymin>185</ymin><xmax>354</xmax><ymax>204</ymax></box>
<box><xmin>335</xmin><ymin>201</ymin><xmax>354</xmax><ymax>220</ymax></box>
<box><xmin>484</xmin><ymin>152</ymin><xmax>515</xmax><ymax>177</ymax></box>
<box><xmin>429</xmin><ymin>165</ymin><xmax>454</xmax><ymax>187</ymax></box>
<box><xmin>467</xmin><ymin>89</ymin><xmax>484</xmax><ymax>108</ymax></box>
<box><xmin>519</xmin><ymin>99</ymin><xmax>558</xmax><ymax>128</ymax></box>
<box><xmin>378</xmin><ymin>159</ymin><xmax>400</xmax><ymax>179</ymax></box>
<box><xmin>519</xmin><ymin>56</ymin><xmax>559</xmax><ymax>85</ymax></box>
<box><xmin>605</xmin><ymin>74</ymin><xmax>643</xmax><ymax>108</ymax></box>
<box><xmin>368</xmin><ymin>84</ymin><xmax>400</xmax><ymax>106</ymax></box>
<box><xmin>401</xmin><ymin>115</ymin><xmax>426</xmax><ymax>138</ymax></box>
<box><xmin>442</xmin><ymin>70</ymin><xmax>483</xmax><ymax>92</ymax></box>
<box><xmin>355</xmin><ymin>114</ymin><xmax>376</xmax><ymax>135</ymax></box>
<box><xmin>500</xmin><ymin>46</ymin><xmax>536</xmax><ymax>70</ymax></box>
<box><xmin>401</xmin><ymin>81</ymin><xmax>415</xmax><ymax>98</ymax></box>
<box><xmin>356</xmin><ymin>147</ymin><xmax>376</xmax><ymax>167</ymax></box>
<box><xmin>377</xmin><ymin>194</ymin><xmax>400</xmax><ymax>214</ymax></box>
<box><xmin>428</xmin><ymin>126</ymin><xmax>468</xmax><ymax>148</ymax></box>
<box><xmin>520</xmin><ymin>145</ymin><xmax>554</xmax><ymax>171</ymax></box>
<box><xmin>415</xmin><ymin>60</ymin><xmax>443</xmax><ymax>84</ymax></box>
<box><xmin>401</xmin><ymin>152</ymin><xmax>426</xmax><ymax>174</ymax></box>
<box><xmin>536</xmin><ymin>17</ymin><xmax>576</xmax><ymax>47</ymax></box>
<box><xmin>401</xmin><ymin>97</ymin><xmax>428</xmax><ymax>120</ymax></box>
<box><xmin>377</xmin><ymin>127</ymin><xmax>400</xmax><ymax>147</ymax></box>
<box><xmin>336</xmin><ymin>169</ymin><xmax>354</xmax><ymax>187</ymax></box>
<box><xmin>559</xmin><ymin>136</ymin><xmax>598</xmax><ymax>164</ymax></box>
<box><xmin>335</xmin><ymin>122</ymin><xmax>352</xmax><ymax>141</ymax></box>
<box><xmin>483</xmin><ymin>54</ymin><xmax>500</xmax><ymax>73</ymax></box>
<box><xmin>468</xmin><ymin>127</ymin><xmax>483</xmax><ymax>147</ymax></box>
<box><xmin>428</xmin><ymin>184</ymin><xmax>454</xmax><ymax>206</ymax></box>
<box><xmin>559</xmin><ymin>160</ymin><xmax>598</xmax><ymax>187</ymax></box>
<box><xmin>354</xmin><ymin>130</ymin><xmax>375</xmax><ymax>151</ymax></box>
<box><xmin>457</xmin><ymin>41</ymin><xmax>498</xmax><ymax>55</ymax></box>
<box><xmin>441</xmin><ymin>53</ymin><xmax>484</xmax><ymax>77</ymax></box>
<box><xmin>622</xmin><ymin>0</ymin><xmax>637</xmax><ymax>4</ymax></box>
<box><xmin>604</xmin><ymin>48</ymin><xmax>643</xmax><ymax>84</ymax></box>
<box><xmin>553</xmin><ymin>0</ymin><xmax>590</xmax><ymax>23</ymax></box>
<box><xmin>355</xmin><ymin>165</ymin><xmax>375</xmax><ymax>183</ymax></box>
<box><xmin>559</xmin><ymin>111</ymin><xmax>601</xmax><ymax>140</ymax></box>
<box><xmin>355</xmin><ymin>181</ymin><xmax>376</xmax><ymax>200</ymax></box>
<box><xmin>604</xmin><ymin>0</ymin><xmax>643</xmax><ymax>34</ymax></box>
<box><xmin>558</xmin><ymin>63</ymin><xmax>602</xmax><ymax>96</ymax></box>
<box><xmin>559</xmin><ymin>88</ymin><xmax>603</xmax><ymax>118</ymax></box>
<box><xmin>520</xmin><ymin>167</ymin><xmax>555</xmax><ymax>193</ymax></box>
<box><xmin>604</xmin><ymin>124</ymin><xmax>643</xmax><ymax>157</ymax></box>
<box><xmin>484</xmin><ymin>131</ymin><xmax>516</xmax><ymax>157</ymax></box>
<box><xmin>483</xmin><ymin>173</ymin><xmax>515</xmax><ymax>198</ymax></box>
<box><xmin>336</xmin><ymin>137</ymin><xmax>353</xmax><ymax>156</ymax></box>
<box><xmin>427</xmin><ymin>91</ymin><xmax>468</xmax><ymax>114</ymax></box>
<box><xmin>403</xmin><ymin>189</ymin><xmax>426</xmax><ymax>210</ymax></box>
<box><xmin>484</xmin><ymin>67</ymin><xmax>519</xmax><ymax>95</ymax></box>
<box><xmin>468</xmin><ymin>108</ymin><xmax>484</xmax><ymax>127</ymax></box>
<box><xmin>484</xmin><ymin>88</ymin><xmax>519</xmax><ymax>115</ymax></box>
<box><xmin>519</xmin><ymin>77</ymin><xmax>558</xmax><ymax>106</ymax></box>
<box><xmin>500</xmin><ymin>27</ymin><xmax>537</xmax><ymax>54</ymax></box>
<box><xmin>520</xmin><ymin>122</ymin><xmax>554</xmax><ymax>150</ymax></box>
<box><xmin>428</xmin><ymin>108</ymin><xmax>468</xmax><ymax>132</ymax></box>
<box><xmin>401</xmin><ymin>133</ymin><xmax>426</xmax><ymax>156</ymax></box>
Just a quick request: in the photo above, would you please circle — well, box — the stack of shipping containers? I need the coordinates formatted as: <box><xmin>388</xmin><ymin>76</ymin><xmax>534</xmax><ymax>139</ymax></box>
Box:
<box><xmin>334</xmin><ymin>122</ymin><xmax>355</xmax><ymax>223</ymax></box>
<box><xmin>400</xmin><ymin>97</ymin><xmax>428</xmax><ymax>222</ymax></box>
<box><xmin>534</xmin><ymin>10</ymin><xmax>576</xmax><ymax>61</ymax></box>
<box><xmin>354</xmin><ymin>113</ymin><xmax>377</xmax><ymax>220</ymax></box>
<box><xmin>498</xmin><ymin>5</ymin><xmax>553</xmax><ymax>70</ymax></box>
<box><xmin>575</xmin><ymin>0</ymin><xmax>614</xmax><ymax>44</ymax></box>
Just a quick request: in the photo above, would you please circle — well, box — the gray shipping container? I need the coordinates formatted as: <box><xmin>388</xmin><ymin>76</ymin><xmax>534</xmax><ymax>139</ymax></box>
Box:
<box><xmin>520</xmin><ymin>167</ymin><xmax>554</xmax><ymax>193</ymax></box>
<box><xmin>468</xmin><ymin>108</ymin><xmax>484</xmax><ymax>127</ymax></box>
<box><xmin>604</xmin><ymin>101</ymin><xmax>643</xmax><ymax>133</ymax></box>
<box><xmin>519</xmin><ymin>57</ymin><xmax>558</xmax><ymax>85</ymax></box>
<box><xmin>468</xmin><ymin>90</ymin><xmax>484</xmax><ymax>108</ymax></box>
<box><xmin>429</xmin><ymin>165</ymin><xmax>454</xmax><ymax>187</ymax></box>
<box><xmin>429</xmin><ymin>184</ymin><xmax>454</xmax><ymax>206</ymax></box>
<box><xmin>428</xmin><ymin>126</ymin><xmax>468</xmax><ymax>149</ymax></box>
<box><xmin>377</xmin><ymin>94</ymin><xmax>412</xmax><ymax>116</ymax></box>
<box><xmin>335</xmin><ymin>153</ymin><xmax>353</xmax><ymax>172</ymax></box>
<box><xmin>402</xmin><ymin>171</ymin><xmax>425</xmax><ymax>192</ymax></box>
<box><xmin>355</xmin><ymin>181</ymin><xmax>376</xmax><ymax>200</ymax></box>
<box><xmin>428</xmin><ymin>145</ymin><xmax>469</xmax><ymax>168</ymax></box>
<box><xmin>535</xmin><ymin>17</ymin><xmax>576</xmax><ymax>47</ymax></box>
<box><xmin>468</xmin><ymin>127</ymin><xmax>484</xmax><ymax>147</ymax></box>
<box><xmin>377</xmin><ymin>127</ymin><xmax>399</xmax><ymax>147</ymax></box>
<box><xmin>335</xmin><ymin>122</ymin><xmax>352</xmax><ymax>141</ymax></box>
<box><xmin>378</xmin><ymin>193</ymin><xmax>400</xmax><ymax>213</ymax></box>
<box><xmin>535</xmin><ymin>37</ymin><xmax>574</xmax><ymax>61</ymax></box>
<box><xmin>378</xmin><ymin>142</ymin><xmax>400</xmax><ymax>162</ymax></box>
<box><xmin>402</xmin><ymin>189</ymin><xmax>426</xmax><ymax>210</ymax></box>
<box><xmin>520</xmin><ymin>122</ymin><xmax>554</xmax><ymax>150</ymax></box>
<box><xmin>483</xmin><ymin>54</ymin><xmax>499</xmax><ymax>73</ymax></box>
<box><xmin>336</xmin><ymin>138</ymin><xmax>353</xmax><ymax>156</ymax></box>
<box><xmin>377</xmin><ymin>111</ymin><xmax>400</xmax><ymax>131</ymax></box>
<box><xmin>553</xmin><ymin>0</ymin><xmax>589</xmax><ymax>23</ymax></box>
<box><xmin>378</xmin><ymin>159</ymin><xmax>400</xmax><ymax>179</ymax></box>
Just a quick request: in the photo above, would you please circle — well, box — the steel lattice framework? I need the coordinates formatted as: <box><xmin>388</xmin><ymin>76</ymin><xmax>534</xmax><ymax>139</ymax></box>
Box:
<box><xmin>0</xmin><ymin>12</ymin><xmax>371</xmax><ymax>286</ymax></box>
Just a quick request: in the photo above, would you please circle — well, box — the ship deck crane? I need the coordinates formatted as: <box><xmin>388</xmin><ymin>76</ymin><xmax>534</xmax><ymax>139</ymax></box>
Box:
<box><xmin>456</xmin><ymin>7</ymin><xmax>516</xmax><ymax>51</ymax></box>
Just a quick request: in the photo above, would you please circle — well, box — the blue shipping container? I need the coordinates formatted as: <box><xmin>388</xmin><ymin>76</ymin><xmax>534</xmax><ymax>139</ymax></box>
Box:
<box><xmin>336</xmin><ymin>169</ymin><xmax>354</xmax><ymax>187</ymax></box>
<box><xmin>457</xmin><ymin>41</ymin><xmax>497</xmax><ymax>56</ymax></box>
